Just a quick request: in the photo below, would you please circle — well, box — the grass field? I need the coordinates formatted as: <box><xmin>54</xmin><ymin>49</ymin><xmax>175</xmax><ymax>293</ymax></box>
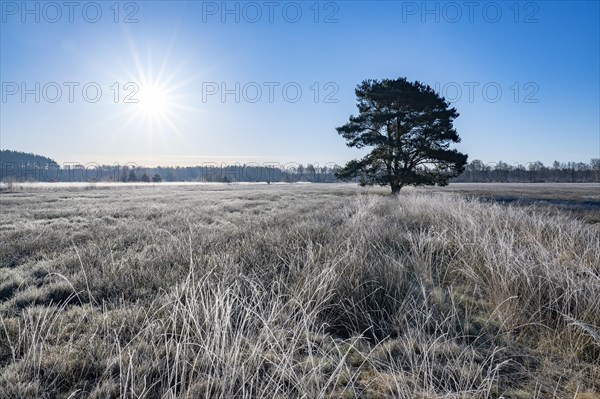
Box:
<box><xmin>1</xmin><ymin>183</ymin><xmax>599</xmax><ymax>398</ymax></box>
<box><xmin>429</xmin><ymin>183</ymin><xmax>600</xmax><ymax>224</ymax></box>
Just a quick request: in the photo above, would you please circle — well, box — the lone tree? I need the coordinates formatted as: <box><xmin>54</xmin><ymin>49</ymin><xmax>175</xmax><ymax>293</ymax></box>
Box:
<box><xmin>335</xmin><ymin>78</ymin><xmax>468</xmax><ymax>194</ymax></box>
<box><xmin>127</xmin><ymin>170</ymin><xmax>138</xmax><ymax>182</ymax></box>
<box><xmin>139</xmin><ymin>173</ymin><xmax>151</xmax><ymax>183</ymax></box>
<box><xmin>151</xmin><ymin>173</ymin><xmax>162</xmax><ymax>183</ymax></box>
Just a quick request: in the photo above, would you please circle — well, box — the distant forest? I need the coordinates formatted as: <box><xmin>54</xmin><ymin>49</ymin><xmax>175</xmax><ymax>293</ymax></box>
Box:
<box><xmin>1</xmin><ymin>150</ymin><xmax>599</xmax><ymax>183</ymax></box>
<box><xmin>0</xmin><ymin>150</ymin><xmax>58</xmax><ymax>168</ymax></box>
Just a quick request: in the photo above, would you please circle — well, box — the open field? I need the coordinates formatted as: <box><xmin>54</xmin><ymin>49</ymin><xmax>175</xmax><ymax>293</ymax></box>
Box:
<box><xmin>436</xmin><ymin>183</ymin><xmax>599</xmax><ymax>202</ymax></box>
<box><xmin>1</xmin><ymin>184</ymin><xmax>599</xmax><ymax>398</ymax></box>
<box><xmin>432</xmin><ymin>183</ymin><xmax>600</xmax><ymax>224</ymax></box>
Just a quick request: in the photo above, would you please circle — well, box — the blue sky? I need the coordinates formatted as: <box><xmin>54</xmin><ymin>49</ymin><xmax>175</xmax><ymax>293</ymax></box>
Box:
<box><xmin>1</xmin><ymin>0</ymin><xmax>598</xmax><ymax>167</ymax></box>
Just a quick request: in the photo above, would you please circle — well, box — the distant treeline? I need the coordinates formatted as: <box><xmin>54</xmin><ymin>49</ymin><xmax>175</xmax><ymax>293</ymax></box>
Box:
<box><xmin>452</xmin><ymin>160</ymin><xmax>600</xmax><ymax>183</ymax></box>
<box><xmin>0</xmin><ymin>150</ymin><xmax>58</xmax><ymax>168</ymax></box>
<box><xmin>1</xmin><ymin>150</ymin><xmax>599</xmax><ymax>183</ymax></box>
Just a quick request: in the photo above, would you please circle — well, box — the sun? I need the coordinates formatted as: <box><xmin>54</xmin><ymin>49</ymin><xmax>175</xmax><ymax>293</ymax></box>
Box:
<box><xmin>126</xmin><ymin>76</ymin><xmax>184</xmax><ymax>132</ymax></box>
<box><xmin>136</xmin><ymin>84</ymin><xmax>169</xmax><ymax>118</ymax></box>
<box><xmin>106</xmin><ymin>34</ymin><xmax>204</xmax><ymax>146</ymax></box>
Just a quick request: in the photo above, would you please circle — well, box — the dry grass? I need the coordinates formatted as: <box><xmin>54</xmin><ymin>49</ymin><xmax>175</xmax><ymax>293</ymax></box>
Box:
<box><xmin>0</xmin><ymin>184</ymin><xmax>599</xmax><ymax>398</ymax></box>
<box><xmin>430</xmin><ymin>183</ymin><xmax>600</xmax><ymax>224</ymax></box>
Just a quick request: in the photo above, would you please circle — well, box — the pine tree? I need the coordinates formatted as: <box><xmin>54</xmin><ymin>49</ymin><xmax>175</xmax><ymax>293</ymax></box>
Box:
<box><xmin>335</xmin><ymin>78</ymin><xmax>468</xmax><ymax>194</ymax></box>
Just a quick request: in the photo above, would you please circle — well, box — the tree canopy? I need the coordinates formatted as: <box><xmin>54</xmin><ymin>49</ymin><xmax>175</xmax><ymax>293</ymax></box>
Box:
<box><xmin>335</xmin><ymin>78</ymin><xmax>468</xmax><ymax>194</ymax></box>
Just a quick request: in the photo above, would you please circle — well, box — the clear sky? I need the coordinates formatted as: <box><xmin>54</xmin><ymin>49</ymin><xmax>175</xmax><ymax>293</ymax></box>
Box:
<box><xmin>1</xmin><ymin>0</ymin><xmax>599</xmax><ymax>167</ymax></box>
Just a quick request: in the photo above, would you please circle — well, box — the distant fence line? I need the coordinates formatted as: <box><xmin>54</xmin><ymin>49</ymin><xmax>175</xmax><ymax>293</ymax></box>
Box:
<box><xmin>1</xmin><ymin>160</ymin><xmax>599</xmax><ymax>183</ymax></box>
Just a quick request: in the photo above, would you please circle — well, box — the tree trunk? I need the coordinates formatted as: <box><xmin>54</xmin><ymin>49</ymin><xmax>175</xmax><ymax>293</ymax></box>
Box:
<box><xmin>391</xmin><ymin>183</ymin><xmax>401</xmax><ymax>195</ymax></box>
